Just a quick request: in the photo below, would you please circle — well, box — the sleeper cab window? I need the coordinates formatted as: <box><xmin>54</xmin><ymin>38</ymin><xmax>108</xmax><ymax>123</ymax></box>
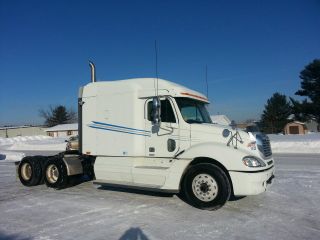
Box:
<box><xmin>147</xmin><ymin>99</ymin><xmax>176</xmax><ymax>123</ymax></box>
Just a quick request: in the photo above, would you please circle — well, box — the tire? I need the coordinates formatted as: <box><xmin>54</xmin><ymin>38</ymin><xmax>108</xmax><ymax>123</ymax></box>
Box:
<box><xmin>44</xmin><ymin>157</ymin><xmax>68</xmax><ymax>189</ymax></box>
<box><xmin>182</xmin><ymin>163</ymin><xmax>231</xmax><ymax>210</ymax></box>
<box><xmin>18</xmin><ymin>157</ymin><xmax>43</xmax><ymax>186</ymax></box>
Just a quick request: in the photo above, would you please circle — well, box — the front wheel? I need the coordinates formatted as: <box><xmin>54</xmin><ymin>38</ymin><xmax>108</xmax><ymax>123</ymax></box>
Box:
<box><xmin>44</xmin><ymin>157</ymin><xmax>68</xmax><ymax>189</ymax></box>
<box><xmin>182</xmin><ymin>163</ymin><xmax>231</xmax><ymax>210</ymax></box>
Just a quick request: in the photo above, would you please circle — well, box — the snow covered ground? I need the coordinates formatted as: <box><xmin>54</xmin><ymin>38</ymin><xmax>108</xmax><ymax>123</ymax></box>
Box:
<box><xmin>0</xmin><ymin>154</ymin><xmax>319</xmax><ymax>240</ymax></box>
<box><xmin>0</xmin><ymin>134</ymin><xmax>319</xmax><ymax>239</ymax></box>
<box><xmin>0</xmin><ymin>136</ymin><xmax>66</xmax><ymax>161</ymax></box>
<box><xmin>0</xmin><ymin>135</ymin><xmax>66</xmax><ymax>151</ymax></box>
<box><xmin>269</xmin><ymin>133</ymin><xmax>320</xmax><ymax>154</ymax></box>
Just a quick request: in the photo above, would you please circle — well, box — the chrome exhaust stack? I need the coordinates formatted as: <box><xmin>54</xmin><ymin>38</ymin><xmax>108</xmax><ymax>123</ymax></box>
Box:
<box><xmin>89</xmin><ymin>61</ymin><xmax>96</xmax><ymax>83</ymax></box>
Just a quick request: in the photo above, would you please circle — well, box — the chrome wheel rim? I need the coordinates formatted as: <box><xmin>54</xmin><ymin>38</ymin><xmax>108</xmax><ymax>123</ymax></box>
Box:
<box><xmin>21</xmin><ymin>163</ymin><xmax>32</xmax><ymax>181</ymax></box>
<box><xmin>46</xmin><ymin>164</ymin><xmax>59</xmax><ymax>183</ymax></box>
<box><xmin>192</xmin><ymin>173</ymin><xmax>218</xmax><ymax>202</ymax></box>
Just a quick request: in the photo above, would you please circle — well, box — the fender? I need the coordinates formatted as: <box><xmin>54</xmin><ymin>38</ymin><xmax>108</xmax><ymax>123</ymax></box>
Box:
<box><xmin>178</xmin><ymin>142</ymin><xmax>255</xmax><ymax>172</ymax></box>
<box><xmin>62</xmin><ymin>155</ymin><xmax>83</xmax><ymax>176</ymax></box>
<box><xmin>161</xmin><ymin>142</ymin><xmax>252</xmax><ymax>191</ymax></box>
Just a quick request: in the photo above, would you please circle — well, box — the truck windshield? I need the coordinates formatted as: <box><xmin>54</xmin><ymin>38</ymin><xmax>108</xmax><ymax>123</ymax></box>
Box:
<box><xmin>175</xmin><ymin>97</ymin><xmax>212</xmax><ymax>124</ymax></box>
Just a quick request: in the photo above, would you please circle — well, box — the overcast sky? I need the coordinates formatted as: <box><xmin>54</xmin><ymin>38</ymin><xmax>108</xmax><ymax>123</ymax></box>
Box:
<box><xmin>0</xmin><ymin>0</ymin><xmax>320</xmax><ymax>125</ymax></box>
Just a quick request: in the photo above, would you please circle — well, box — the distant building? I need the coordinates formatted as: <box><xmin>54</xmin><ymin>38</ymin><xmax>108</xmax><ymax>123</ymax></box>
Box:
<box><xmin>232</xmin><ymin>118</ymin><xmax>260</xmax><ymax>132</ymax></box>
<box><xmin>0</xmin><ymin>126</ymin><xmax>46</xmax><ymax>138</ymax></box>
<box><xmin>45</xmin><ymin>123</ymin><xmax>78</xmax><ymax>137</ymax></box>
<box><xmin>286</xmin><ymin>115</ymin><xmax>319</xmax><ymax>133</ymax></box>
<box><xmin>236</xmin><ymin>123</ymin><xmax>250</xmax><ymax>130</ymax></box>
<box><xmin>305</xmin><ymin>119</ymin><xmax>319</xmax><ymax>132</ymax></box>
<box><xmin>284</xmin><ymin>121</ymin><xmax>308</xmax><ymax>135</ymax></box>
<box><xmin>210</xmin><ymin>115</ymin><xmax>231</xmax><ymax>126</ymax></box>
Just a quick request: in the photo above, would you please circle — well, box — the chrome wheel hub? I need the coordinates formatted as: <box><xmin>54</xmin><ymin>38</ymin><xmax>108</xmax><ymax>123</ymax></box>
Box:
<box><xmin>192</xmin><ymin>173</ymin><xmax>218</xmax><ymax>202</ymax></box>
<box><xmin>21</xmin><ymin>163</ymin><xmax>32</xmax><ymax>181</ymax></box>
<box><xmin>46</xmin><ymin>164</ymin><xmax>59</xmax><ymax>183</ymax></box>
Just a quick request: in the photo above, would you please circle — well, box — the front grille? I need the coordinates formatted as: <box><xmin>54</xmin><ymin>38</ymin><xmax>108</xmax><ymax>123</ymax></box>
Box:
<box><xmin>256</xmin><ymin>134</ymin><xmax>272</xmax><ymax>158</ymax></box>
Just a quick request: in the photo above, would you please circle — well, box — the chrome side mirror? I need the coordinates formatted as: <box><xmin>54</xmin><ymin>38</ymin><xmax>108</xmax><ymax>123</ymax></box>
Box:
<box><xmin>152</xmin><ymin>97</ymin><xmax>161</xmax><ymax>125</ymax></box>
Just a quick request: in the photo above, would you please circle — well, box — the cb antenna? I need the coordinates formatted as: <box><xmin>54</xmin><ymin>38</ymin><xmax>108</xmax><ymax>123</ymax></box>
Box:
<box><xmin>205</xmin><ymin>64</ymin><xmax>208</xmax><ymax>98</ymax></box>
<box><xmin>154</xmin><ymin>40</ymin><xmax>159</xmax><ymax>97</ymax></box>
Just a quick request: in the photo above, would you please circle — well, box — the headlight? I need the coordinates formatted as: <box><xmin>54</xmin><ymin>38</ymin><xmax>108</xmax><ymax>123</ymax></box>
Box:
<box><xmin>242</xmin><ymin>156</ymin><xmax>266</xmax><ymax>167</ymax></box>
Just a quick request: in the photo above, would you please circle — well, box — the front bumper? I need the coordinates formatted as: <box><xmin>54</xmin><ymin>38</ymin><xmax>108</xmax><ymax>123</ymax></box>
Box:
<box><xmin>229</xmin><ymin>166</ymin><xmax>275</xmax><ymax>196</ymax></box>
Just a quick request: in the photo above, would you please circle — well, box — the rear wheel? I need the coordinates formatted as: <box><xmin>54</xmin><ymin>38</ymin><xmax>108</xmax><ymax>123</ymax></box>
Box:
<box><xmin>44</xmin><ymin>157</ymin><xmax>68</xmax><ymax>189</ymax></box>
<box><xmin>18</xmin><ymin>157</ymin><xmax>42</xmax><ymax>186</ymax></box>
<box><xmin>182</xmin><ymin>163</ymin><xmax>231</xmax><ymax>210</ymax></box>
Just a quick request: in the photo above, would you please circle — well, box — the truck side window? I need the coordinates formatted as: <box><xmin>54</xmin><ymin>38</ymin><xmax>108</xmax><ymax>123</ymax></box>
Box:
<box><xmin>147</xmin><ymin>99</ymin><xmax>176</xmax><ymax>123</ymax></box>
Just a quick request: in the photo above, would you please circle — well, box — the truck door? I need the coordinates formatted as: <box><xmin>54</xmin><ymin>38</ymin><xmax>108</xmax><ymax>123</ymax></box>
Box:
<box><xmin>132</xmin><ymin>97</ymin><xmax>180</xmax><ymax>187</ymax></box>
<box><xmin>145</xmin><ymin>97</ymin><xmax>180</xmax><ymax>157</ymax></box>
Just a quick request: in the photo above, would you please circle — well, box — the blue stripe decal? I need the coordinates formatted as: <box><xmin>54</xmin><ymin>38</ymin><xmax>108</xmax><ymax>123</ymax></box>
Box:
<box><xmin>92</xmin><ymin>121</ymin><xmax>150</xmax><ymax>133</ymax></box>
<box><xmin>89</xmin><ymin>125</ymin><xmax>150</xmax><ymax>137</ymax></box>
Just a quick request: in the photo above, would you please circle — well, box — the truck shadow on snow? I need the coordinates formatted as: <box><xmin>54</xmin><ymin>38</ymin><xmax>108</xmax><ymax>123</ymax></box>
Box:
<box><xmin>96</xmin><ymin>184</ymin><xmax>245</xmax><ymax>207</ymax></box>
<box><xmin>228</xmin><ymin>195</ymin><xmax>246</xmax><ymax>201</ymax></box>
<box><xmin>118</xmin><ymin>227</ymin><xmax>149</xmax><ymax>240</ymax></box>
<box><xmin>57</xmin><ymin>175</ymin><xmax>246</xmax><ymax>205</ymax></box>
<box><xmin>52</xmin><ymin>175</ymin><xmax>93</xmax><ymax>189</ymax></box>
<box><xmin>57</xmin><ymin>176</ymin><xmax>246</xmax><ymax>205</ymax></box>
<box><xmin>91</xmin><ymin>181</ymin><xmax>246</xmax><ymax>203</ymax></box>
<box><xmin>0</xmin><ymin>231</ymin><xmax>33</xmax><ymax>240</ymax></box>
<box><xmin>96</xmin><ymin>185</ymin><xmax>175</xmax><ymax>198</ymax></box>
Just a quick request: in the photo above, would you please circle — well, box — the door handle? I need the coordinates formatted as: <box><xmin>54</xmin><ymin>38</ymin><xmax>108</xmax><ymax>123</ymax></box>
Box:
<box><xmin>167</xmin><ymin>139</ymin><xmax>176</xmax><ymax>152</ymax></box>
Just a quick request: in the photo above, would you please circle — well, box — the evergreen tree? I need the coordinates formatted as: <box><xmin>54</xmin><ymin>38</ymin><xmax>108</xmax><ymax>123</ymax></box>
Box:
<box><xmin>290</xmin><ymin>98</ymin><xmax>314</xmax><ymax>122</ymax></box>
<box><xmin>260</xmin><ymin>93</ymin><xmax>291</xmax><ymax>134</ymax></box>
<box><xmin>39</xmin><ymin>105</ymin><xmax>77</xmax><ymax>127</ymax></box>
<box><xmin>295</xmin><ymin>59</ymin><xmax>320</xmax><ymax>123</ymax></box>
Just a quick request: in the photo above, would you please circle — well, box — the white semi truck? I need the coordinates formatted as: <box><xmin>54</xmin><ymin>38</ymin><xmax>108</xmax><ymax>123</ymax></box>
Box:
<box><xmin>18</xmin><ymin>62</ymin><xmax>274</xmax><ymax>210</ymax></box>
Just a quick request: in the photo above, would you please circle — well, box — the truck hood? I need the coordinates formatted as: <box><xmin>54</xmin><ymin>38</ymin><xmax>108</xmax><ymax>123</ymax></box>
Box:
<box><xmin>190</xmin><ymin>123</ymin><xmax>252</xmax><ymax>151</ymax></box>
